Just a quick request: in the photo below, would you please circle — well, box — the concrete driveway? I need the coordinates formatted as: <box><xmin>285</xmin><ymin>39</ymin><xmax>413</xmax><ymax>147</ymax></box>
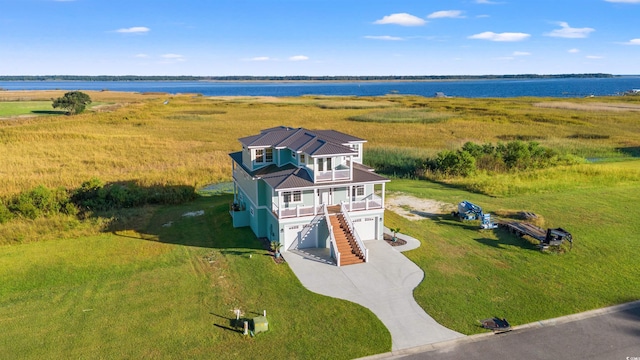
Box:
<box><xmin>282</xmin><ymin>239</ymin><xmax>463</xmax><ymax>351</ymax></box>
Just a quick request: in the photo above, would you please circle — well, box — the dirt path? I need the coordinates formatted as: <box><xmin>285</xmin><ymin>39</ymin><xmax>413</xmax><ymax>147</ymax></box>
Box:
<box><xmin>385</xmin><ymin>193</ymin><xmax>455</xmax><ymax>221</ymax></box>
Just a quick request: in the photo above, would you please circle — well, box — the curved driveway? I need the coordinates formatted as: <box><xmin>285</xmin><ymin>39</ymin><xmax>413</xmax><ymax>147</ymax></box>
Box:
<box><xmin>282</xmin><ymin>237</ymin><xmax>463</xmax><ymax>351</ymax></box>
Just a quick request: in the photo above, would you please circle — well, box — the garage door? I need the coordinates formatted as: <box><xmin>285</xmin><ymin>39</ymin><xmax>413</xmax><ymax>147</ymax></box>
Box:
<box><xmin>352</xmin><ymin>217</ymin><xmax>377</xmax><ymax>241</ymax></box>
<box><xmin>284</xmin><ymin>223</ymin><xmax>319</xmax><ymax>250</ymax></box>
<box><xmin>283</xmin><ymin>225</ymin><xmax>301</xmax><ymax>251</ymax></box>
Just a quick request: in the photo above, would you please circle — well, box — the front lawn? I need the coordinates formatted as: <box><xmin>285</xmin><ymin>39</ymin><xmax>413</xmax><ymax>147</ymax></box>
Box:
<box><xmin>384</xmin><ymin>161</ymin><xmax>640</xmax><ymax>334</ymax></box>
<box><xmin>0</xmin><ymin>194</ymin><xmax>390</xmax><ymax>359</ymax></box>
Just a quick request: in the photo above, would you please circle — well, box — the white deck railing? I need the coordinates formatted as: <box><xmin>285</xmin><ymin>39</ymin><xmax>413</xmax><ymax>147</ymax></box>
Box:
<box><xmin>340</xmin><ymin>202</ymin><xmax>368</xmax><ymax>263</ymax></box>
<box><xmin>346</xmin><ymin>194</ymin><xmax>383</xmax><ymax>212</ymax></box>
<box><xmin>316</xmin><ymin>169</ymin><xmax>350</xmax><ymax>182</ymax></box>
<box><xmin>273</xmin><ymin>204</ymin><xmax>323</xmax><ymax>219</ymax></box>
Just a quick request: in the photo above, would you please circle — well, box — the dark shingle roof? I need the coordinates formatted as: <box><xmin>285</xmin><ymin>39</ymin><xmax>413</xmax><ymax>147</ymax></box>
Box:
<box><xmin>229</xmin><ymin>151</ymin><xmax>388</xmax><ymax>191</ymax></box>
<box><xmin>239</xmin><ymin>127</ymin><xmax>359</xmax><ymax>157</ymax></box>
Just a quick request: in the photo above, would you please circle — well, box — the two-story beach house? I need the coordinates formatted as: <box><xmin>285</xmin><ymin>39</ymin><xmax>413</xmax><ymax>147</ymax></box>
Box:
<box><xmin>229</xmin><ymin>126</ymin><xmax>389</xmax><ymax>266</ymax></box>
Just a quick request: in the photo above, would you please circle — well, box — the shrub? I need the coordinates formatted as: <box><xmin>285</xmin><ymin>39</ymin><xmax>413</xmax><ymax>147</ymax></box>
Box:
<box><xmin>72</xmin><ymin>178</ymin><xmax>198</xmax><ymax>212</ymax></box>
<box><xmin>8</xmin><ymin>185</ymin><xmax>72</xmax><ymax>219</ymax></box>
<box><xmin>0</xmin><ymin>201</ymin><xmax>13</xmax><ymax>224</ymax></box>
<box><xmin>428</xmin><ymin>150</ymin><xmax>476</xmax><ymax>177</ymax></box>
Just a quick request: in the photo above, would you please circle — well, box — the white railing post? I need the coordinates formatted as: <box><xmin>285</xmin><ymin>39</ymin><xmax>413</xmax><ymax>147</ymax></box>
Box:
<box><xmin>339</xmin><ymin>203</ymin><xmax>368</xmax><ymax>263</ymax></box>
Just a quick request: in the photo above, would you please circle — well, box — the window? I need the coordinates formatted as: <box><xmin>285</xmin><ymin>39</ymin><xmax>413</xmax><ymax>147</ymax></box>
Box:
<box><xmin>352</xmin><ymin>185</ymin><xmax>365</xmax><ymax>197</ymax></box>
<box><xmin>255</xmin><ymin>149</ymin><xmax>264</xmax><ymax>163</ymax></box>
<box><xmin>265</xmin><ymin>148</ymin><xmax>273</xmax><ymax>163</ymax></box>
<box><xmin>326</xmin><ymin>157</ymin><xmax>332</xmax><ymax>170</ymax></box>
<box><xmin>283</xmin><ymin>190</ymin><xmax>302</xmax><ymax>203</ymax></box>
<box><xmin>318</xmin><ymin>158</ymin><xmax>323</xmax><ymax>172</ymax></box>
<box><xmin>300</xmin><ymin>154</ymin><xmax>305</xmax><ymax>164</ymax></box>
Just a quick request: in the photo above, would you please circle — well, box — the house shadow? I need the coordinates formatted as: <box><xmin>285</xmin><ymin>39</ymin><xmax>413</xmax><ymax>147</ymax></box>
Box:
<box><xmin>79</xmin><ymin>181</ymin><xmax>263</xmax><ymax>251</ymax></box>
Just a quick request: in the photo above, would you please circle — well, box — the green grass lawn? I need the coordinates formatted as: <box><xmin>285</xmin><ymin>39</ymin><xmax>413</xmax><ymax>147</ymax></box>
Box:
<box><xmin>0</xmin><ymin>195</ymin><xmax>390</xmax><ymax>359</ymax></box>
<box><xmin>385</xmin><ymin>160</ymin><xmax>640</xmax><ymax>334</ymax></box>
<box><xmin>0</xmin><ymin>101</ymin><xmax>65</xmax><ymax>117</ymax></box>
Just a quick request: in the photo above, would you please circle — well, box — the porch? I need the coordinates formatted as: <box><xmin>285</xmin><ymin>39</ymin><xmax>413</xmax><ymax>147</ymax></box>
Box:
<box><xmin>272</xmin><ymin>194</ymin><xmax>384</xmax><ymax>219</ymax></box>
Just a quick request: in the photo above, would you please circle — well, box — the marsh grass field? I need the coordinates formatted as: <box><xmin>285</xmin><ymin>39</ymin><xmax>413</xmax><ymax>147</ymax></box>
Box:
<box><xmin>1</xmin><ymin>90</ymin><xmax>639</xmax><ymax>358</ymax></box>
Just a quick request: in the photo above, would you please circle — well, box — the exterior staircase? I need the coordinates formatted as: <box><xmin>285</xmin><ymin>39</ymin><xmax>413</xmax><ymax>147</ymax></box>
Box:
<box><xmin>329</xmin><ymin>214</ymin><xmax>365</xmax><ymax>266</ymax></box>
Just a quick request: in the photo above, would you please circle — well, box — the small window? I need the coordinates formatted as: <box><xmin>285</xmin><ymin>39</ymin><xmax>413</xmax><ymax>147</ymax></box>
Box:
<box><xmin>352</xmin><ymin>186</ymin><xmax>365</xmax><ymax>197</ymax></box>
<box><xmin>326</xmin><ymin>158</ymin><xmax>332</xmax><ymax>170</ymax></box>
<box><xmin>283</xmin><ymin>190</ymin><xmax>302</xmax><ymax>203</ymax></box>
<box><xmin>265</xmin><ymin>148</ymin><xmax>273</xmax><ymax>163</ymax></box>
<box><xmin>255</xmin><ymin>149</ymin><xmax>264</xmax><ymax>163</ymax></box>
<box><xmin>318</xmin><ymin>158</ymin><xmax>324</xmax><ymax>172</ymax></box>
<box><xmin>300</xmin><ymin>154</ymin><xmax>305</xmax><ymax>164</ymax></box>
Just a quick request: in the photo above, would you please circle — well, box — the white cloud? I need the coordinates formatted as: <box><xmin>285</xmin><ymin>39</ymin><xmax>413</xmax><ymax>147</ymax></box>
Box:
<box><xmin>468</xmin><ymin>31</ymin><xmax>530</xmax><ymax>42</ymax></box>
<box><xmin>160</xmin><ymin>54</ymin><xmax>186</xmax><ymax>63</ymax></box>
<box><xmin>623</xmin><ymin>38</ymin><xmax>640</xmax><ymax>45</ymax></box>
<box><xmin>586</xmin><ymin>55</ymin><xmax>604</xmax><ymax>59</ymax></box>
<box><xmin>161</xmin><ymin>54</ymin><xmax>184</xmax><ymax>59</ymax></box>
<box><xmin>513</xmin><ymin>51</ymin><xmax>531</xmax><ymax>56</ymax></box>
<box><xmin>364</xmin><ymin>35</ymin><xmax>404</xmax><ymax>41</ymax></box>
<box><xmin>289</xmin><ymin>55</ymin><xmax>309</xmax><ymax>61</ymax></box>
<box><xmin>374</xmin><ymin>13</ymin><xmax>426</xmax><ymax>26</ymax></box>
<box><xmin>605</xmin><ymin>0</ymin><xmax>640</xmax><ymax>3</ymax></box>
<box><xmin>568</xmin><ymin>48</ymin><xmax>580</xmax><ymax>53</ymax></box>
<box><xmin>134</xmin><ymin>54</ymin><xmax>149</xmax><ymax>58</ymax></box>
<box><xmin>115</xmin><ymin>26</ymin><xmax>150</xmax><ymax>34</ymax></box>
<box><xmin>427</xmin><ymin>10</ymin><xmax>465</xmax><ymax>19</ymax></box>
<box><xmin>249</xmin><ymin>57</ymin><xmax>270</xmax><ymax>61</ymax></box>
<box><xmin>545</xmin><ymin>22</ymin><xmax>594</xmax><ymax>38</ymax></box>
<box><xmin>475</xmin><ymin>0</ymin><xmax>501</xmax><ymax>3</ymax></box>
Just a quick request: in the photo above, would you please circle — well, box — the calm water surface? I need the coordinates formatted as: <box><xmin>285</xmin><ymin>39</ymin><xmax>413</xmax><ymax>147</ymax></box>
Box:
<box><xmin>1</xmin><ymin>77</ymin><xmax>639</xmax><ymax>98</ymax></box>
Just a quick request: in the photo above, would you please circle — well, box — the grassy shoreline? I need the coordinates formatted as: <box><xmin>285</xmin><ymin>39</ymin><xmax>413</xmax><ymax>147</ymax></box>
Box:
<box><xmin>1</xmin><ymin>92</ymin><xmax>639</xmax><ymax>358</ymax></box>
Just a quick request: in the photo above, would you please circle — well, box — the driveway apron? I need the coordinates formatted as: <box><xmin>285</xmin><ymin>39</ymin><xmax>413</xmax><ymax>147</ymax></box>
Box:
<box><xmin>282</xmin><ymin>240</ymin><xmax>464</xmax><ymax>351</ymax></box>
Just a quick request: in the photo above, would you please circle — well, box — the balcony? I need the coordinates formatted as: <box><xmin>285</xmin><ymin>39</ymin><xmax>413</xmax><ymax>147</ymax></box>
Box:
<box><xmin>316</xmin><ymin>169</ymin><xmax>350</xmax><ymax>182</ymax></box>
<box><xmin>345</xmin><ymin>195</ymin><xmax>383</xmax><ymax>211</ymax></box>
<box><xmin>273</xmin><ymin>204</ymin><xmax>324</xmax><ymax>219</ymax></box>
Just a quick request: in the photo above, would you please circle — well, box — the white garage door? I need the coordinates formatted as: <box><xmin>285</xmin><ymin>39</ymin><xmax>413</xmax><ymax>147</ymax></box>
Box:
<box><xmin>353</xmin><ymin>217</ymin><xmax>377</xmax><ymax>241</ymax></box>
<box><xmin>284</xmin><ymin>223</ymin><xmax>319</xmax><ymax>250</ymax></box>
<box><xmin>284</xmin><ymin>225</ymin><xmax>301</xmax><ymax>251</ymax></box>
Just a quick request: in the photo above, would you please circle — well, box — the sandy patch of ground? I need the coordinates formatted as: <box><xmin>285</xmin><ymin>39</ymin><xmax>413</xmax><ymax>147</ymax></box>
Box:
<box><xmin>385</xmin><ymin>193</ymin><xmax>456</xmax><ymax>221</ymax></box>
<box><xmin>534</xmin><ymin>102</ymin><xmax>640</xmax><ymax>112</ymax></box>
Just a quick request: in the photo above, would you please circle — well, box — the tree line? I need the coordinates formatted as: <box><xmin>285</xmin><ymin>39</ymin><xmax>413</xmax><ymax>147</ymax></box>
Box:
<box><xmin>0</xmin><ymin>74</ymin><xmax>616</xmax><ymax>82</ymax></box>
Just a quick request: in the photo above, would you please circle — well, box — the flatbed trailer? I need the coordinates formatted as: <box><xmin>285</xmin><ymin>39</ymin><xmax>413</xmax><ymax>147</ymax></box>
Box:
<box><xmin>499</xmin><ymin>221</ymin><xmax>573</xmax><ymax>249</ymax></box>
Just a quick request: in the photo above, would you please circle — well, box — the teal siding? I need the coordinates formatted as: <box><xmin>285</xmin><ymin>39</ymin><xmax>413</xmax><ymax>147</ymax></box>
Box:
<box><xmin>258</xmin><ymin>181</ymin><xmax>269</xmax><ymax>207</ymax></box>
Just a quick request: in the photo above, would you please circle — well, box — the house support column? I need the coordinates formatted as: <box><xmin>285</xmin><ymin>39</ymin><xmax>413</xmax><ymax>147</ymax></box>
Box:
<box><xmin>313</xmin><ymin>188</ymin><xmax>318</xmax><ymax>215</ymax></box>
<box><xmin>381</xmin><ymin>183</ymin><xmax>385</xmax><ymax>208</ymax></box>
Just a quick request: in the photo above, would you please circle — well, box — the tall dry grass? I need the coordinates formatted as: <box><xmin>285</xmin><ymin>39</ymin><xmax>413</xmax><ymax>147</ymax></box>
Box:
<box><xmin>1</xmin><ymin>93</ymin><xmax>639</xmax><ymax>199</ymax></box>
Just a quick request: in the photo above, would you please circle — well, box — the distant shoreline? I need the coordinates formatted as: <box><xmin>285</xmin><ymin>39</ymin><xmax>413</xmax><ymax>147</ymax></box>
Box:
<box><xmin>0</xmin><ymin>73</ymin><xmax>627</xmax><ymax>83</ymax></box>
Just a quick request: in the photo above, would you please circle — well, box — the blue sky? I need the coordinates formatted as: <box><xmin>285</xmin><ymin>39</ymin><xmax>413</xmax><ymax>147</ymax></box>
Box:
<box><xmin>1</xmin><ymin>0</ymin><xmax>639</xmax><ymax>76</ymax></box>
